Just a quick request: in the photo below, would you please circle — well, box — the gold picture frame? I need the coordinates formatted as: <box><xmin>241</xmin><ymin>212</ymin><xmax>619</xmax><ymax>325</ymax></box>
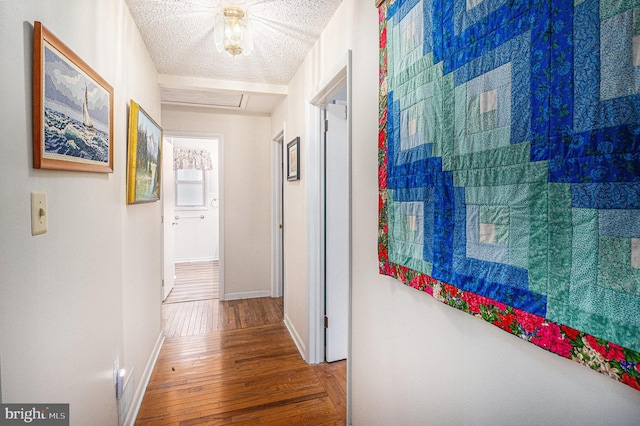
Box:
<box><xmin>126</xmin><ymin>100</ymin><xmax>162</xmax><ymax>204</ymax></box>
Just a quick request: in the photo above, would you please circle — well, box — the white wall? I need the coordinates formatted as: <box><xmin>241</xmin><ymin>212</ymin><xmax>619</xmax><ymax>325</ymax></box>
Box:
<box><xmin>272</xmin><ymin>72</ymin><xmax>310</xmax><ymax>356</ymax></box>
<box><xmin>279</xmin><ymin>0</ymin><xmax>640</xmax><ymax>424</ymax></box>
<box><xmin>120</xmin><ymin>6</ymin><xmax>164</xmax><ymax>423</ymax></box>
<box><xmin>161</xmin><ymin>106</ymin><xmax>272</xmax><ymax>299</ymax></box>
<box><xmin>0</xmin><ymin>1</ymin><xmax>162</xmax><ymax>424</ymax></box>
<box><xmin>0</xmin><ymin>0</ymin><xmax>161</xmax><ymax>425</ymax></box>
<box><xmin>172</xmin><ymin>138</ymin><xmax>219</xmax><ymax>263</ymax></box>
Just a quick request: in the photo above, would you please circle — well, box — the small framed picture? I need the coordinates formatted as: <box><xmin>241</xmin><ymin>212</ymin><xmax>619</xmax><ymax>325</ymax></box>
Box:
<box><xmin>287</xmin><ymin>137</ymin><xmax>300</xmax><ymax>181</ymax></box>
<box><xmin>126</xmin><ymin>100</ymin><xmax>162</xmax><ymax>204</ymax></box>
<box><xmin>32</xmin><ymin>21</ymin><xmax>114</xmax><ymax>173</ymax></box>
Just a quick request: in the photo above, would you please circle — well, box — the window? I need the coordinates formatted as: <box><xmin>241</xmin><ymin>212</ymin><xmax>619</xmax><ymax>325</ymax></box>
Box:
<box><xmin>176</xmin><ymin>168</ymin><xmax>206</xmax><ymax>207</ymax></box>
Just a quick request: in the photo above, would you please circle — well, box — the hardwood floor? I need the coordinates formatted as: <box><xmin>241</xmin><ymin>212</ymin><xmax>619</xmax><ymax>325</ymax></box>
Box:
<box><xmin>162</xmin><ymin>297</ymin><xmax>287</xmax><ymax>339</ymax></box>
<box><xmin>164</xmin><ymin>261</ymin><xmax>219</xmax><ymax>304</ymax></box>
<box><xmin>136</xmin><ymin>273</ymin><xmax>346</xmax><ymax>425</ymax></box>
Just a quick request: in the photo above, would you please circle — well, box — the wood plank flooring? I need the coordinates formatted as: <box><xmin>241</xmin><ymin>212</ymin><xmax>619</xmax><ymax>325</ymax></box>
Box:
<box><xmin>164</xmin><ymin>261</ymin><xmax>219</xmax><ymax>304</ymax></box>
<box><xmin>162</xmin><ymin>298</ymin><xmax>287</xmax><ymax>339</ymax></box>
<box><xmin>137</xmin><ymin>272</ymin><xmax>347</xmax><ymax>425</ymax></box>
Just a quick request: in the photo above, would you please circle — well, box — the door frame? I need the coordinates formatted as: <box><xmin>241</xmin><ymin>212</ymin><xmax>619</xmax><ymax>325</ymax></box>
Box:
<box><xmin>271</xmin><ymin>130</ymin><xmax>285</xmax><ymax>298</ymax></box>
<box><xmin>161</xmin><ymin>136</ymin><xmax>176</xmax><ymax>301</ymax></box>
<box><xmin>307</xmin><ymin>50</ymin><xmax>352</xmax><ymax>367</ymax></box>
<box><xmin>163</xmin><ymin>131</ymin><xmax>225</xmax><ymax>300</ymax></box>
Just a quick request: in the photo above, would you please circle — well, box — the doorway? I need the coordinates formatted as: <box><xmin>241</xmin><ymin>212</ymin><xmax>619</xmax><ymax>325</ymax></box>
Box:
<box><xmin>162</xmin><ymin>133</ymin><xmax>224</xmax><ymax>303</ymax></box>
<box><xmin>307</xmin><ymin>50</ymin><xmax>352</xmax><ymax>368</ymax></box>
<box><xmin>324</xmin><ymin>90</ymin><xmax>349</xmax><ymax>363</ymax></box>
<box><xmin>271</xmin><ymin>131</ymin><xmax>285</xmax><ymax>299</ymax></box>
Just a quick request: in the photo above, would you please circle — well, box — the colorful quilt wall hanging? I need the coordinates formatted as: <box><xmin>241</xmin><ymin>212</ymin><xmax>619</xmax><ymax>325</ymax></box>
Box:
<box><xmin>378</xmin><ymin>0</ymin><xmax>640</xmax><ymax>391</ymax></box>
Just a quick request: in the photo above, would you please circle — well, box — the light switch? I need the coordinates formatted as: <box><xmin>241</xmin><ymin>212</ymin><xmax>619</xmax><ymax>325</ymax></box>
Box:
<box><xmin>31</xmin><ymin>191</ymin><xmax>47</xmax><ymax>236</ymax></box>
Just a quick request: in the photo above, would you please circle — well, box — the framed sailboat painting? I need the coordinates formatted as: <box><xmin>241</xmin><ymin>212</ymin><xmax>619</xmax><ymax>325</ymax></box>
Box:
<box><xmin>32</xmin><ymin>21</ymin><xmax>114</xmax><ymax>173</ymax></box>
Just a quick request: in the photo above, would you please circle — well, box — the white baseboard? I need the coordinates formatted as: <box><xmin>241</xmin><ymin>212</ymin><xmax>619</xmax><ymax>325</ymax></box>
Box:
<box><xmin>124</xmin><ymin>331</ymin><xmax>165</xmax><ymax>426</ymax></box>
<box><xmin>223</xmin><ymin>290</ymin><xmax>271</xmax><ymax>301</ymax></box>
<box><xmin>283</xmin><ymin>313</ymin><xmax>307</xmax><ymax>362</ymax></box>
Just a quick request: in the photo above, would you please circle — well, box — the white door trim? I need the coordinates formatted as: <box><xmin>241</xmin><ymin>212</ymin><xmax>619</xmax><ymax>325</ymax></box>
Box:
<box><xmin>306</xmin><ymin>50</ymin><xmax>353</xmax><ymax>367</ymax></box>
<box><xmin>161</xmin><ymin>137</ymin><xmax>176</xmax><ymax>301</ymax></box>
<box><xmin>163</xmin><ymin>131</ymin><xmax>225</xmax><ymax>300</ymax></box>
<box><xmin>271</xmin><ymin>130</ymin><xmax>285</xmax><ymax>298</ymax></box>
<box><xmin>305</xmin><ymin>101</ymin><xmax>325</xmax><ymax>365</ymax></box>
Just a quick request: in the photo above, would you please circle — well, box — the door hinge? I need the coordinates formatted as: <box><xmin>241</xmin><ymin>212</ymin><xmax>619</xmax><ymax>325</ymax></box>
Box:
<box><xmin>324</xmin><ymin>316</ymin><xmax>328</xmax><ymax>328</ymax></box>
<box><xmin>333</xmin><ymin>103</ymin><xmax>348</xmax><ymax>120</ymax></box>
<box><xmin>161</xmin><ymin>215</ymin><xmax>164</xmax><ymax>224</ymax></box>
<box><xmin>324</xmin><ymin>119</ymin><xmax>329</xmax><ymax>133</ymax></box>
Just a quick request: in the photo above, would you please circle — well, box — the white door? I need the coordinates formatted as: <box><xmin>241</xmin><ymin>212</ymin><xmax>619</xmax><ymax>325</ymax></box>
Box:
<box><xmin>162</xmin><ymin>138</ymin><xmax>176</xmax><ymax>301</ymax></box>
<box><xmin>325</xmin><ymin>101</ymin><xmax>349</xmax><ymax>362</ymax></box>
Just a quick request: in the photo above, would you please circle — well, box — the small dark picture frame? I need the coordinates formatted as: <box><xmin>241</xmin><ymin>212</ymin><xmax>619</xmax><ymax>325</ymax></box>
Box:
<box><xmin>287</xmin><ymin>137</ymin><xmax>300</xmax><ymax>181</ymax></box>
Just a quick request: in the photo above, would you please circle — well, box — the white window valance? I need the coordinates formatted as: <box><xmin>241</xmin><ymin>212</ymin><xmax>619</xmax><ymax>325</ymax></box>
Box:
<box><xmin>173</xmin><ymin>148</ymin><xmax>213</xmax><ymax>170</ymax></box>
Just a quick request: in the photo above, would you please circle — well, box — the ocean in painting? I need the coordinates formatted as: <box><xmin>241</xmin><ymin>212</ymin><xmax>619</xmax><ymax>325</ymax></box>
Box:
<box><xmin>43</xmin><ymin>41</ymin><xmax>110</xmax><ymax>164</ymax></box>
<box><xmin>44</xmin><ymin>107</ymin><xmax>109</xmax><ymax>163</ymax></box>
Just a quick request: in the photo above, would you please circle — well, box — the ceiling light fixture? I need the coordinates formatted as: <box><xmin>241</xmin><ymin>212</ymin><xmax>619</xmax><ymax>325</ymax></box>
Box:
<box><xmin>214</xmin><ymin>6</ymin><xmax>253</xmax><ymax>57</ymax></box>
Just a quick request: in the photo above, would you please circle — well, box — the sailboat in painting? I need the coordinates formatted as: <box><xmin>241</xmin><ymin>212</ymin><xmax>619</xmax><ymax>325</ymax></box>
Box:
<box><xmin>82</xmin><ymin>84</ymin><xmax>95</xmax><ymax>132</ymax></box>
<box><xmin>42</xmin><ymin>80</ymin><xmax>108</xmax><ymax>163</ymax></box>
<box><xmin>39</xmin><ymin>30</ymin><xmax>111</xmax><ymax>168</ymax></box>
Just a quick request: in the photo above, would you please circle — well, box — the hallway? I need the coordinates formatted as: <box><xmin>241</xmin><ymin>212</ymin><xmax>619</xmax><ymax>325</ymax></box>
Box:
<box><xmin>135</xmin><ymin>265</ymin><xmax>346</xmax><ymax>425</ymax></box>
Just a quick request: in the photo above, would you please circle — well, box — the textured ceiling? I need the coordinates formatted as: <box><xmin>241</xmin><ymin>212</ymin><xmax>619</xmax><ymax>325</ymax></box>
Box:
<box><xmin>126</xmin><ymin>0</ymin><xmax>343</xmax><ymax>113</ymax></box>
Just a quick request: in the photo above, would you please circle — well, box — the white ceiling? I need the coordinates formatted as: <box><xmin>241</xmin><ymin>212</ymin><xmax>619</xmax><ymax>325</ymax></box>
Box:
<box><xmin>126</xmin><ymin>0</ymin><xmax>343</xmax><ymax>115</ymax></box>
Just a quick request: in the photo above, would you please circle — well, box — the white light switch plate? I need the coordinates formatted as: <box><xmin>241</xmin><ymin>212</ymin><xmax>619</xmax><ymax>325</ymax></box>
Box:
<box><xmin>31</xmin><ymin>191</ymin><xmax>47</xmax><ymax>236</ymax></box>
